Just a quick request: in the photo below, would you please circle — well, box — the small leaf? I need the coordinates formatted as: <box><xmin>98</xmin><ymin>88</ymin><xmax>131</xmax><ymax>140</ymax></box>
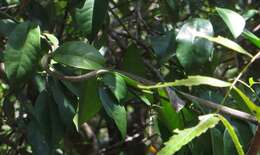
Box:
<box><xmin>216</xmin><ymin>7</ymin><xmax>245</xmax><ymax>38</ymax></box>
<box><xmin>176</xmin><ymin>18</ymin><xmax>214</xmax><ymax>71</ymax></box>
<box><xmin>233</xmin><ymin>87</ymin><xmax>260</xmax><ymax>121</ymax></box>
<box><xmin>99</xmin><ymin>86</ymin><xmax>127</xmax><ymax>138</ymax></box>
<box><xmin>4</xmin><ymin>22</ymin><xmax>41</xmax><ymax>84</ymax></box>
<box><xmin>242</xmin><ymin>30</ymin><xmax>260</xmax><ymax>48</ymax></box>
<box><xmin>52</xmin><ymin>41</ymin><xmax>105</xmax><ymax>70</ymax></box>
<box><xmin>102</xmin><ymin>73</ymin><xmax>127</xmax><ymax>102</ymax></box>
<box><xmin>139</xmin><ymin>76</ymin><xmax>231</xmax><ymax>89</ymax></box>
<box><xmin>158</xmin><ymin>114</ymin><xmax>220</xmax><ymax>155</ymax></box>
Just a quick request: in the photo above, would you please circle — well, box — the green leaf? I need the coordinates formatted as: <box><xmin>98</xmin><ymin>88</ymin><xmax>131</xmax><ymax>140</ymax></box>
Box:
<box><xmin>139</xmin><ymin>75</ymin><xmax>231</xmax><ymax>89</ymax></box>
<box><xmin>216</xmin><ymin>7</ymin><xmax>245</xmax><ymax>38</ymax></box>
<box><xmin>176</xmin><ymin>18</ymin><xmax>214</xmax><ymax>71</ymax></box>
<box><xmin>197</xmin><ymin>34</ymin><xmax>253</xmax><ymax>57</ymax></box>
<box><xmin>233</xmin><ymin>87</ymin><xmax>260</xmax><ymax>121</ymax></box>
<box><xmin>102</xmin><ymin>73</ymin><xmax>127</xmax><ymax>102</ymax></box>
<box><xmin>4</xmin><ymin>22</ymin><xmax>41</xmax><ymax>84</ymax></box>
<box><xmin>158</xmin><ymin>114</ymin><xmax>220</xmax><ymax>155</ymax></box>
<box><xmin>50</xmin><ymin>79</ymin><xmax>76</xmax><ymax>128</ymax></box>
<box><xmin>52</xmin><ymin>41</ymin><xmax>105</xmax><ymax>70</ymax></box>
<box><xmin>211</xmin><ymin>128</ymin><xmax>224</xmax><ymax>155</ymax></box>
<box><xmin>0</xmin><ymin>19</ymin><xmax>17</xmax><ymax>36</ymax></box>
<box><xmin>99</xmin><ymin>86</ymin><xmax>127</xmax><ymax>138</ymax></box>
<box><xmin>242</xmin><ymin>30</ymin><xmax>260</xmax><ymax>48</ymax></box>
<box><xmin>74</xmin><ymin>0</ymin><xmax>108</xmax><ymax>37</ymax></box>
<box><xmin>217</xmin><ymin>115</ymin><xmax>244</xmax><ymax>155</ymax></box>
<box><xmin>78</xmin><ymin>78</ymin><xmax>101</xmax><ymax>126</ymax></box>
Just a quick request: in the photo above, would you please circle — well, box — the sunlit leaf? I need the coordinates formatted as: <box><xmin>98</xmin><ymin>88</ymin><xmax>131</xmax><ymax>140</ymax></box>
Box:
<box><xmin>52</xmin><ymin>41</ymin><xmax>105</xmax><ymax>70</ymax></box>
<box><xmin>216</xmin><ymin>7</ymin><xmax>245</xmax><ymax>38</ymax></box>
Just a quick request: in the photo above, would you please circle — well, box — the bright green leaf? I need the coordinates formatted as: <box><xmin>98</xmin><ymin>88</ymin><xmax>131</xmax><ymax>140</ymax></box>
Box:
<box><xmin>158</xmin><ymin>114</ymin><xmax>220</xmax><ymax>155</ymax></box>
<box><xmin>216</xmin><ymin>7</ymin><xmax>245</xmax><ymax>38</ymax></box>
<box><xmin>52</xmin><ymin>41</ymin><xmax>105</xmax><ymax>70</ymax></box>
<box><xmin>139</xmin><ymin>76</ymin><xmax>231</xmax><ymax>89</ymax></box>
<box><xmin>242</xmin><ymin>30</ymin><xmax>260</xmax><ymax>48</ymax></box>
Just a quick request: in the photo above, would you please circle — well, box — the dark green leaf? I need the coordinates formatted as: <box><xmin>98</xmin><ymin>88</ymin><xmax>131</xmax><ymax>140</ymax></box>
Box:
<box><xmin>176</xmin><ymin>18</ymin><xmax>214</xmax><ymax>71</ymax></box>
<box><xmin>99</xmin><ymin>86</ymin><xmax>127</xmax><ymax>138</ymax></box>
<box><xmin>78</xmin><ymin>78</ymin><xmax>101</xmax><ymax>126</ymax></box>
<box><xmin>0</xmin><ymin>19</ymin><xmax>17</xmax><ymax>36</ymax></box>
<box><xmin>102</xmin><ymin>73</ymin><xmax>127</xmax><ymax>102</ymax></box>
<box><xmin>52</xmin><ymin>41</ymin><xmax>105</xmax><ymax>70</ymax></box>
<box><xmin>4</xmin><ymin>22</ymin><xmax>41</xmax><ymax>84</ymax></box>
<box><xmin>74</xmin><ymin>0</ymin><xmax>108</xmax><ymax>37</ymax></box>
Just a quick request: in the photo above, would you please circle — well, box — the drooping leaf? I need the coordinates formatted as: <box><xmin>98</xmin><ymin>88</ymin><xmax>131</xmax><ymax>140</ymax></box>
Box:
<box><xmin>176</xmin><ymin>18</ymin><xmax>214</xmax><ymax>71</ymax></box>
<box><xmin>158</xmin><ymin>114</ymin><xmax>220</xmax><ymax>155</ymax></box>
<box><xmin>102</xmin><ymin>73</ymin><xmax>127</xmax><ymax>102</ymax></box>
<box><xmin>216</xmin><ymin>7</ymin><xmax>245</xmax><ymax>38</ymax></box>
<box><xmin>4</xmin><ymin>22</ymin><xmax>41</xmax><ymax>84</ymax></box>
<box><xmin>99</xmin><ymin>86</ymin><xmax>127</xmax><ymax>138</ymax></box>
<box><xmin>74</xmin><ymin>0</ymin><xmax>108</xmax><ymax>38</ymax></box>
<box><xmin>196</xmin><ymin>34</ymin><xmax>253</xmax><ymax>58</ymax></box>
<box><xmin>217</xmin><ymin>115</ymin><xmax>244</xmax><ymax>155</ymax></box>
<box><xmin>52</xmin><ymin>41</ymin><xmax>105</xmax><ymax>70</ymax></box>
<box><xmin>233</xmin><ymin>87</ymin><xmax>260</xmax><ymax>121</ymax></box>
<box><xmin>211</xmin><ymin>128</ymin><xmax>224</xmax><ymax>155</ymax></box>
<box><xmin>50</xmin><ymin>79</ymin><xmax>76</xmax><ymax>128</ymax></box>
<box><xmin>242</xmin><ymin>30</ymin><xmax>260</xmax><ymax>48</ymax></box>
<box><xmin>77</xmin><ymin>78</ymin><xmax>101</xmax><ymax>126</ymax></box>
<box><xmin>139</xmin><ymin>75</ymin><xmax>231</xmax><ymax>89</ymax></box>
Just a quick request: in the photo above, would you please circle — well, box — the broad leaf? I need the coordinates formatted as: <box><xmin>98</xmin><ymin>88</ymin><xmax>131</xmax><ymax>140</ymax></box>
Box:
<box><xmin>0</xmin><ymin>19</ymin><xmax>17</xmax><ymax>36</ymax></box>
<box><xmin>158</xmin><ymin>114</ymin><xmax>220</xmax><ymax>155</ymax></box>
<box><xmin>139</xmin><ymin>76</ymin><xmax>231</xmax><ymax>89</ymax></box>
<box><xmin>176</xmin><ymin>18</ymin><xmax>214</xmax><ymax>71</ymax></box>
<box><xmin>102</xmin><ymin>73</ymin><xmax>127</xmax><ymax>102</ymax></box>
<box><xmin>4</xmin><ymin>22</ymin><xmax>41</xmax><ymax>84</ymax></box>
<box><xmin>74</xmin><ymin>0</ymin><xmax>108</xmax><ymax>38</ymax></box>
<box><xmin>52</xmin><ymin>41</ymin><xmax>105</xmax><ymax>70</ymax></box>
<box><xmin>99</xmin><ymin>86</ymin><xmax>127</xmax><ymax>138</ymax></box>
<box><xmin>216</xmin><ymin>7</ymin><xmax>245</xmax><ymax>38</ymax></box>
<box><xmin>78</xmin><ymin>78</ymin><xmax>101</xmax><ymax>126</ymax></box>
<box><xmin>50</xmin><ymin>79</ymin><xmax>76</xmax><ymax>128</ymax></box>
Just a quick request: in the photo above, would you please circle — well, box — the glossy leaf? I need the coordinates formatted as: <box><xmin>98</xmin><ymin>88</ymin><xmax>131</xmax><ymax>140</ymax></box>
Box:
<box><xmin>52</xmin><ymin>41</ymin><xmax>105</xmax><ymax>70</ymax></box>
<box><xmin>216</xmin><ymin>7</ymin><xmax>245</xmax><ymax>38</ymax></box>
<box><xmin>102</xmin><ymin>73</ymin><xmax>127</xmax><ymax>102</ymax></box>
<box><xmin>139</xmin><ymin>75</ymin><xmax>231</xmax><ymax>89</ymax></box>
<box><xmin>176</xmin><ymin>18</ymin><xmax>214</xmax><ymax>71</ymax></box>
<box><xmin>4</xmin><ymin>22</ymin><xmax>41</xmax><ymax>83</ymax></box>
<box><xmin>74</xmin><ymin>0</ymin><xmax>108</xmax><ymax>37</ymax></box>
<box><xmin>158</xmin><ymin>114</ymin><xmax>220</xmax><ymax>155</ymax></box>
<box><xmin>99</xmin><ymin>86</ymin><xmax>127</xmax><ymax>138</ymax></box>
<box><xmin>242</xmin><ymin>30</ymin><xmax>260</xmax><ymax>48</ymax></box>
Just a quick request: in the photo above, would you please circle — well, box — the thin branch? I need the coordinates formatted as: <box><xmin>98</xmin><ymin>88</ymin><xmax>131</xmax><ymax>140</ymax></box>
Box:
<box><xmin>57</xmin><ymin>0</ymin><xmax>70</xmax><ymax>41</ymax></box>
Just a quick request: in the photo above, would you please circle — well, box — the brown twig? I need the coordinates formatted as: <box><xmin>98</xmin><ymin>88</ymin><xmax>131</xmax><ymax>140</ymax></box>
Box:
<box><xmin>247</xmin><ymin>125</ymin><xmax>260</xmax><ymax>155</ymax></box>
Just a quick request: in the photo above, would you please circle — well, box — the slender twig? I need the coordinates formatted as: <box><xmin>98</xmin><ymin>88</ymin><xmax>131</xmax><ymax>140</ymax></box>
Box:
<box><xmin>57</xmin><ymin>0</ymin><xmax>70</xmax><ymax>41</ymax></box>
<box><xmin>41</xmin><ymin>54</ymin><xmax>258</xmax><ymax>123</ymax></box>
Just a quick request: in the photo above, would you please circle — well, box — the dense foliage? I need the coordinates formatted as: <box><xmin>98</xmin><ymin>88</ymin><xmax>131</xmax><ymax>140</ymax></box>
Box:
<box><xmin>0</xmin><ymin>0</ymin><xmax>259</xmax><ymax>155</ymax></box>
